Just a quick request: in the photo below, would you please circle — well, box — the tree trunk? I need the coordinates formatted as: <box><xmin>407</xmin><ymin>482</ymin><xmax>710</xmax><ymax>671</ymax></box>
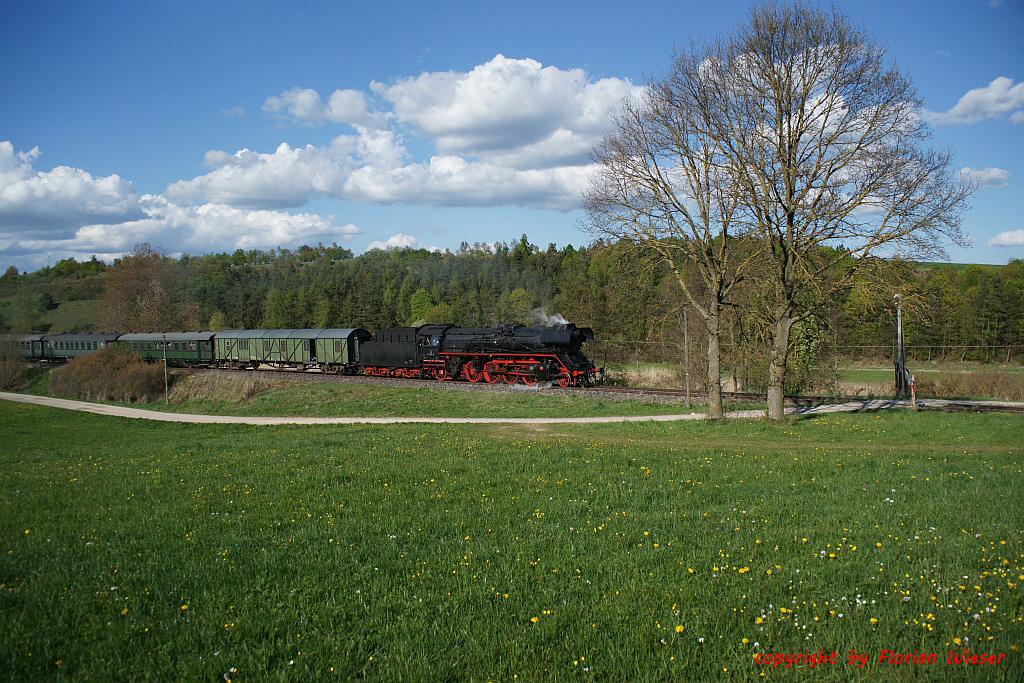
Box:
<box><xmin>707</xmin><ymin>310</ymin><xmax>724</xmax><ymax>419</ymax></box>
<box><xmin>766</xmin><ymin>315</ymin><xmax>794</xmax><ymax>420</ymax></box>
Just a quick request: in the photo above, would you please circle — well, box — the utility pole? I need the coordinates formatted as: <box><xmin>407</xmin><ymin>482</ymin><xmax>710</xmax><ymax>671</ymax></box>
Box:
<box><xmin>162</xmin><ymin>333</ymin><xmax>168</xmax><ymax>403</ymax></box>
<box><xmin>894</xmin><ymin>294</ymin><xmax>916</xmax><ymax>408</ymax></box>
<box><xmin>683</xmin><ymin>306</ymin><xmax>691</xmax><ymax>407</ymax></box>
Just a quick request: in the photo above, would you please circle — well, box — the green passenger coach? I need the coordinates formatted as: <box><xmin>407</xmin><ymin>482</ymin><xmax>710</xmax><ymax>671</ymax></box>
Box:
<box><xmin>117</xmin><ymin>332</ymin><xmax>216</xmax><ymax>366</ymax></box>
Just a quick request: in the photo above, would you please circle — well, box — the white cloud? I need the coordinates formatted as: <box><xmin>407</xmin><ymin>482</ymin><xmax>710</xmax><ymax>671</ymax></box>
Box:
<box><xmin>0</xmin><ymin>141</ymin><xmax>360</xmax><ymax>270</ymax></box>
<box><xmin>0</xmin><ymin>141</ymin><xmax>143</xmax><ymax>238</ymax></box>
<box><xmin>365</xmin><ymin>232</ymin><xmax>438</xmax><ymax>252</ymax></box>
<box><xmin>344</xmin><ymin>155</ymin><xmax>594</xmax><ymax>210</ymax></box>
<box><xmin>926</xmin><ymin>77</ymin><xmax>1024</xmax><ymax>124</ymax></box>
<box><xmin>263</xmin><ymin>86</ymin><xmax>379</xmax><ymax>127</ymax></box>
<box><xmin>960</xmin><ymin>166</ymin><xmax>1010</xmax><ymax>187</ymax></box>
<box><xmin>988</xmin><ymin>230</ymin><xmax>1024</xmax><ymax>247</ymax></box>
<box><xmin>165</xmin><ymin>142</ymin><xmax>348</xmax><ymax>209</ymax></box>
<box><xmin>170</xmin><ymin>56</ymin><xmax>642</xmax><ymax>213</ymax></box>
<box><xmin>374</xmin><ymin>54</ymin><xmax>643</xmax><ymax>166</ymax></box>
<box><xmin>2</xmin><ymin>55</ymin><xmax>642</xmax><ymax>268</ymax></box>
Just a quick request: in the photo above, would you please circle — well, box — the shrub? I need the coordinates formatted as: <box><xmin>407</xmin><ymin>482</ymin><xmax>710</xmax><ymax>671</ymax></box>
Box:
<box><xmin>50</xmin><ymin>345</ymin><xmax>167</xmax><ymax>403</ymax></box>
<box><xmin>0</xmin><ymin>337</ymin><xmax>27</xmax><ymax>390</ymax></box>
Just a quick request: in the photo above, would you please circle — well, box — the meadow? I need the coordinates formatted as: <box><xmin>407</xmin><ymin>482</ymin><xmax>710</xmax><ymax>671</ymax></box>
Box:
<box><xmin>1</xmin><ymin>400</ymin><xmax>1021</xmax><ymax>681</ymax></box>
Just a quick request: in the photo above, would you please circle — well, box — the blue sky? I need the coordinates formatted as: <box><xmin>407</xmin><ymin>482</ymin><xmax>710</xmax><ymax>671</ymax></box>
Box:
<box><xmin>1</xmin><ymin>0</ymin><xmax>1022</xmax><ymax>272</ymax></box>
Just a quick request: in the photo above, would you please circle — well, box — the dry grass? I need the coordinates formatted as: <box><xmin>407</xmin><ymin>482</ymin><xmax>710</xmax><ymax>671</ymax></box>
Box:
<box><xmin>838</xmin><ymin>370</ymin><xmax>1024</xmax><ymax>401</ymax></box>
<box><xmin>836</xmin><ymin>380</ymin><xmax>893</xmax><ymax>398</ymax></box>
<box><xmin>915</xmin><ymin>369</ymin><xmax>1024</xmax><ymax>401</ymax></box>
<box><xmin>604</xmin><ymin>364</ymin><xmax>683</xmax><ymax>389</ymax></box>
<box><xmin>167</xmin><ymin>371</ymin><xmax>275</xmax><ymax>404</ymax></box>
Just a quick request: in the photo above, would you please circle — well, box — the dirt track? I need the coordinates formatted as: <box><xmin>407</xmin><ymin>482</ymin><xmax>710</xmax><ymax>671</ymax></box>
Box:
<box><xmin>7</xmin><ymin>391</ymin><xmax>1017</xmax><ymax>424</ymax></box>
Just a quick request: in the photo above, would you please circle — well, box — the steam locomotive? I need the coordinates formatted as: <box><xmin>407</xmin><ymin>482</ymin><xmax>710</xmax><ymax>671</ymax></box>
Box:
<box><xmin>361</xmin><ymin>323</ymin><xmax>600</xmax><ymax>386</ymax></box>
<box><xmin>10</xmin><ymin>322</ymin><xmax>602</xmax><ymax>387</ymax></box>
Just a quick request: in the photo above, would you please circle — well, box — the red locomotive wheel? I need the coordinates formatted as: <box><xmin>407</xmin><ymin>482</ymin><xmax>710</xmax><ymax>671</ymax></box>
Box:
<box><xmin>521</xmin><ymin>374</ymin><xmax>538</xmax><ymax>386</ymax></box>
<box><xmin>502</xmin><ymin>373</ymin><xmax>517</xmax><ymax>384</ymax></box>
<box><xmin>463</xmin><ymin>363</ymin><xmax>483</xmax><ymax>382</ymax></box>
<box><xmin>482</xmin><ymin>361</ymin><xmax>501</xmax><ymax>384</ymax></box>
<box><xmin>556</xmin><ymin>371</ymin><xmax>572</xmax><ymax>387</ymax></box>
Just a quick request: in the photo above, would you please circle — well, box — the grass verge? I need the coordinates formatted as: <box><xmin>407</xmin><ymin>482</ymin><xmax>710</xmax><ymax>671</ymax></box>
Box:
<box><xmin>1</xmin><ymin>403</ymin><xmax>1021</xmax><ymax>681</ymax></box>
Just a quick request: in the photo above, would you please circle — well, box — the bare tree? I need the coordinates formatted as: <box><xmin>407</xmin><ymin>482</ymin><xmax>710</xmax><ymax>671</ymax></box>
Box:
<box><xmin>100</xmin><ymin>243</ymin><xmax>183</xmax><ymax>332</ymax></box>
<box><xmin>710</xmin><ymin>2</ymin><xmax>973</xmax><ymax>418</ymax></box>
<box><xmin>588</xmin><ymin>2</ymin><xmax>973</xmax><ymax>420</ymax></box>
<box><xmin>584</xmin><ymin>47</ymin><xmax>764</xmax><ymax>419</ymax></box>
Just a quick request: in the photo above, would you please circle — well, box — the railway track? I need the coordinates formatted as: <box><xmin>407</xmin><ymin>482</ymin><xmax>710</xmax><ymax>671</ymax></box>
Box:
<box><xmin>186</xmin><ymin>367</ymin><xmax>1024</xmax><ymax>413</ymax></box>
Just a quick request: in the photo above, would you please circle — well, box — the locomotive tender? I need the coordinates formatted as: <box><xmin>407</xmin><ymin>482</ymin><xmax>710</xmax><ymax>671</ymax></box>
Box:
<box><xmin>8</xmin><ymin>322</ymin><xmax>601</xmax><ymax>387</ymax></box>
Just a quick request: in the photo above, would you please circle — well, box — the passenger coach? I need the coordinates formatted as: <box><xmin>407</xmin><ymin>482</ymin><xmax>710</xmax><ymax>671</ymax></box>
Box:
<box><xmin>117</xmin><ymin>332</ymin><xmax>217</xmax><ymax>366</ymax></box>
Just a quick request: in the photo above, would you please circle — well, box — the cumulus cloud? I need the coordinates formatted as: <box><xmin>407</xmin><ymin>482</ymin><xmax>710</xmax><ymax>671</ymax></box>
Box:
<box><xmin>374</xmin><ymin>55</ymin><xmax>643</xmax><ymax>166</ymax></box>
<box><xmin>987</xmin><ymin>230</ymin><xmax>1024</xmax><ymax>247</ymax></box>
<box><xmin>2</xmin><ymin>55</ymin><xmax>641</xmax><ymax>268</ymax></box>
<box><xmin>263</xmin><ymin>86</ymin><xmax>380</xmax><ymax>127</ymax></box>
<box><xmin>0</xmin><ymin>141</ymin><xmax>360</xmax><ymax>269</ymax></box>
<box><xmin>365</xmin><ymin>233</ymin><xmax>439</xmax><ymax>252</ymax></box>
<box><xmin>344</xmin><ymin>155</ymin><xmax>595</xmax><ymax>210</ymax></box>
<box><xmin>960</xmin><ymin>166</ymin><xmax>1010</xmax><ymax>187</ymax></box>
<box><xmin>173</xmin><ymin>56</ymin><xmax>639</xmax><ymax>213</ymax></box>
<box><xmin>0</xmin><ymin>141</ymin><xmax>144</xmax><ymax>238</ymax></box>
<box><xmin>926</xmin><ymin>77</ymin><xmax>1024</xmax><ymax>124</ymax></box>
<box><xmin>165</xmin><ymin>142</ymin><xmax>348</xmax><ymax>209</ymax></box>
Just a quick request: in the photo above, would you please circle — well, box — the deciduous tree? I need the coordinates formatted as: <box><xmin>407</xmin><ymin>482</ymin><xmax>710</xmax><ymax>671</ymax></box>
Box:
<box><xmin>584</xmin><ymin>31</ymin><xmax>765</xmax><ymax>418</ymax></box>
<box><xmin>718</xmin><ymin>3</ymin><xmax>972</xmax><ymax>417</ymax></box>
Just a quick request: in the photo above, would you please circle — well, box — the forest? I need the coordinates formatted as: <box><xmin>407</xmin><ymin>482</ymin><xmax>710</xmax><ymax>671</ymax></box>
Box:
<box><xmin>1</xmin><ymin>236</ymin><xmax>1022</xmax><ymax>394</ymax></box>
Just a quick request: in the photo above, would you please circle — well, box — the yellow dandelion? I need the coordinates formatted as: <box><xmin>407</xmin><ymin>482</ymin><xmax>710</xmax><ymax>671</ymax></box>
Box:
<box><xmin>870</xmin><ymin>618</ymin><xmax>878</xmax><ymax>623</ymax></box>
<box><xmin>531</xmin><ymin>617</ymin><xmax>539</xmax><ymax>623</ymax></box>
<box><xmin>181</xmin><ymin>605</ymin><xmax>188</xmax><ymax>610</ymax></box>
<box><xmin>675</xmin><ymin>625</ymin><xmax>684</xmax><ymax>632</ymax></box>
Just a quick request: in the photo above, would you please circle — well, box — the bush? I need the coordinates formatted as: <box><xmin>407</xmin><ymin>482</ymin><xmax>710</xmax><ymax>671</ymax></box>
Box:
<box><xmin>0</xmin><ymin>338</ymin><xmax>27</xmax><ymax>390</ymax></box>
<box><xmin>50</xmin><ymin>346</ymin><xmax>167</xmax><ymax>403</ymax></box>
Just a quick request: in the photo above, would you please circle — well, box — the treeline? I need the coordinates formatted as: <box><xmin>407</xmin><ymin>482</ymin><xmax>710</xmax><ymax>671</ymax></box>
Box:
<box><xmin>2</xmin><ymin>237</ymin><xmax>1023</xmax><ymax>391</ymax></box>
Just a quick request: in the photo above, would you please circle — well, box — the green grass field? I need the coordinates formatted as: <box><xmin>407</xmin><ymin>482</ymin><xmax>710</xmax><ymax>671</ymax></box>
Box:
<box><xmin>1</xmin><ymin>400</ymin><xmax>1021</xmax><ymax>682</ymax></box>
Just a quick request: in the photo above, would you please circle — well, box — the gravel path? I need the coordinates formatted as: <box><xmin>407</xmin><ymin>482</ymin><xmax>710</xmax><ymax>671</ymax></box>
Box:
<box><xmin>0</xmin><ymin>391</ymin><xmax>760</xmax><ymax>423</ymax></box>
<box><xmin>7</xmin><ymin>391</ymin><xmax>1018</xmax><ymax>424</ymax></box>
